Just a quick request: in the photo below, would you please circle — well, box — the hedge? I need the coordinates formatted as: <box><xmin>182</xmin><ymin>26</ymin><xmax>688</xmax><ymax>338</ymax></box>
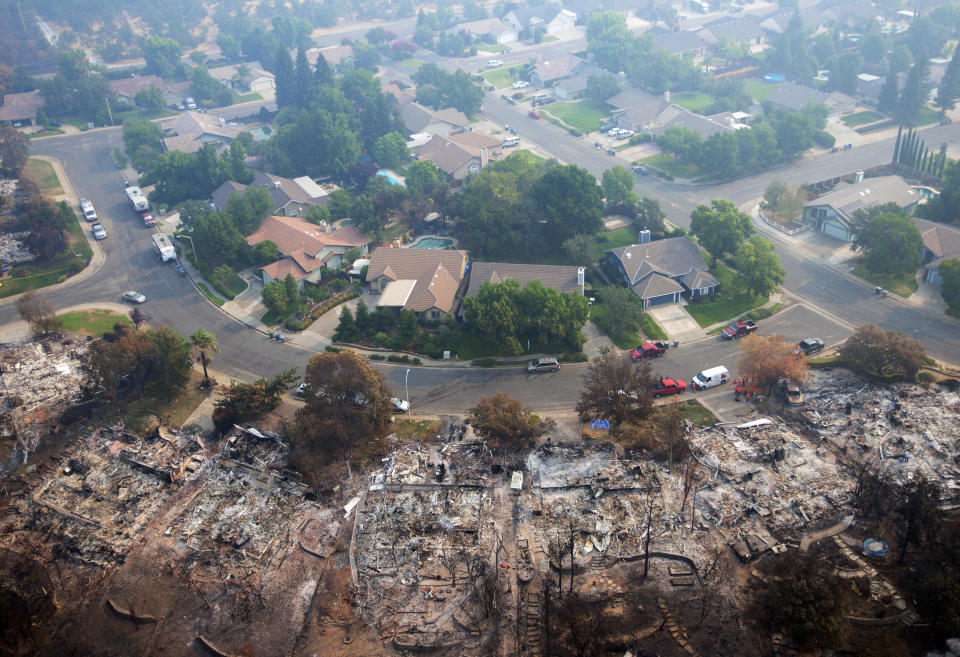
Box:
<box><xmin>813</xmin><ymin>130</ymin><xmax>836</xmax><ymax>148</ymax></box>
<box><xmin>560</xmin><ymin>352</ymin><xmax>588</xmax><ymax>363</ymax></box>
<box><xmin>284</xmin><ymin>290</ymin><xmax>359</xmax><ymax>331</ymax></box>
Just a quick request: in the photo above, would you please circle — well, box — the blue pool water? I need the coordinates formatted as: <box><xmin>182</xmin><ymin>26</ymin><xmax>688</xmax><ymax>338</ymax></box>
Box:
<box><xmin>410</xmin><ymin>238</ymin><xmax>454</xmax><ymax>249</ymax></box>
<box><xmin>376</xmin><ymin>170</ymin><xmax>404</xmax><ymax>186</ymax></box>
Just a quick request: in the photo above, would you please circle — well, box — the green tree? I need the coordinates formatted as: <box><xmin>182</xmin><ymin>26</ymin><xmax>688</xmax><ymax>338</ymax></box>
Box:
<box><xmin>586</xmin><ymin>73</ymin><xmax>621</xmax><ymax>104</ymax></box>
<box><xmin>601</xmin><ymin>165</ymin><xmax>638</xmax><ymax>210</ymax></box>
<box><xmin>850</xmin><ymin>211</ymin><xmax>923</xmax><ymax>276</ymax></box>
<box><xmin>637</xmin><ymin>197</ymin><xmax>667</xmax><ymax>235</ymax></box>
<box><xmin>760</xmin><ymin>180</ymin><xmax>804</xmax><ymax>223</ymax></box>
<box><xmin>143</xmin><ymin>36</ymin><xmax>183</xmax><ymax>78</ymax></box>
<box><xmin>578</xmin><ymin>347</ymin><xmax>656</xmax><ymax>426</ymax></box>
<box><xmin>938</xmin><ymin>258</ymin><xmax>960</xmax><ymax>303</ymax></box>
<box><xmin>936</xmin><ymin>47</ymin><xmax>960</xmax><ymax>114</ymax></box>
<box><xmin>840</xmin><ymin>325</ymin><xmax>926</xmax><ymax>380</ymax></box>
<box><xmin>889</xmin><ymin>44</ymin><xmax>913</xmax><ymax>74</ymax></box>
<box><xmin>735</xmin><ymin>236</ymin><xmax>784</xmax><ymax>297</ymax></box>
<box><xmin>562</xmin><ymin>234</ymin><xmax>593</xmax><ymax>266</ymax></box>
<box><xmin>145</xmin><ymin>326</ymin><xmax>193</xmax><ymax>401</ymax></box>
<box><xmin>689</xmin><ymin>199</ymin><xmax>753</xmax><ymax>265</ymax></box>
<box><xmin>586</xmin><ymin>11</ymin><xmax>635</xmax><ymax>73</ymax></box>
<box><xmin>284</xmin><ymin>273</ymin><xmax>300</xmax><ymax>306</ymax></box>
<box><xmin>134</xmin><ymin>85</ymin><xmax>164</xmax><ymax>111</ymax></box>
<box><xmin>189</xmin><ymin>329</ymin><xmax>219</xmax><ymax>388</ymax></box>
<box><xmin>396</xmin><ymin>310</ymin><xmax>422</xmax><ymax>349</ymax></box>
<box><xmin>274</xmin><ymin>43</ymin><xmax>296</xmax><ymax>108</ymax></box>
<box><xmin>261</xmin><ymin>280</ymin><xmax>288</xmax><ymax>314</ymax></box>
<box><xmin>829</xmin><ymin>51</ymin><xmax>863</xmax><ymax>95</ymax></box>
<box><xmin>405</xmin><ymin>159</ymin><xmax>443</xmax><ymax>202</ymax></box>
<box><xmin>0</xmin><ymin>122</ymin><xmax>28</xmax><ymax>177</ymax></box>
<box><xmin>225</xmin><ymin>186</ymin><xmax>272</xmax><ymax>232</ymax></box>
<box><xmin>532</xmin><ymin>164</ymin><xmax>604</xmax><ymax>246</ymax></box>
<box><xmin>212</xmin><ymin>370</ymin><xmax>297</xmax><ymax>434</ymax></box>
<box><xmin>335</xmin><ymin>305</ymin><xmax>357</xmax><ymax>341</ymax></box>
<box><xmin>463</xmin><ymin>279</ymin><xmax>524</xmax><ymax>354</ymax></box>
<box><xmin>877</xmin><ymin>72</ymin><xmax>900</xmax><ymax>116</ymax></box>
<box><xmin>372</xmin><ymin>131</ymin><xmax>409</xmax><ymax>168</ymax></box>
<box><xmin>897</xmin><ymin>58</ymin><xmax>931</xmax><ymax>125</ymax></box>
<box><xmin>216</xmin><ymin>33</ymin><xmax>240</xmax><ymax>60</ymax></box>
<box><xmin>590</xmin><ymin>286</ymin><xmax>643</xmax><ymax>343</ymax></box>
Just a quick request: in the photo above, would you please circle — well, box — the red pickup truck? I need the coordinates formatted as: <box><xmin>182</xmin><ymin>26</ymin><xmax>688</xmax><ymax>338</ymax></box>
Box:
<box><xmin>721</xmin><ymin>320</ymin><xmax>758</xmax><ymax>340</ymax></box>
<box><xmin>631</xmin><ymin>341</ymin><xmax>669</xmax><ymax>360</ymax></box>
<box><xmin>652</xmin><ymin>377</ymin><xmax>687</xmax><ymax>397</ymax></box>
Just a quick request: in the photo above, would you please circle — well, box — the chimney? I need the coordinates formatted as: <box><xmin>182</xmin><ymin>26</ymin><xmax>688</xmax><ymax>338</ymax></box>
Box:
<box><xmin>854</xmin><ymin>170</ymin><xmax>865</xmax><ymax>183</ymax></box>
<box><xmin>480</xmin><ymin>146</ymin><xmax>489</xmax><ymax>168</ymax></box>
<box><xmin>664</xmin><ymin>89</ymin><xmax>671</xmax><ymax>103</ymax></box>
<box><xmin>274</xmin><ymin>181</ymin><xmax>281</xmax><ymax>188</ymax></box>
<box><xmin>577</xmin><ymin>267</ymin><xmax>585</xmax><ymax>295</ymax></box>
<box><xmin>639</xmin><ymin>229</ymin><xmax>651</xmax><ymax>244</ymax></box>
<box><xmin>625</xmin><ymin>252</ymin><xmax>632</xmax><ymax>259</ymax></box>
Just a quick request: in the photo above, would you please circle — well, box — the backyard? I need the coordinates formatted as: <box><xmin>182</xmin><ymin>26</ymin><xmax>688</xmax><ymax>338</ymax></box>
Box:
<box><xmin>671</xmin><ymin>91</ymin><xmax>715</xmax><ymax>114</ymax></box>
<box><xmin>743</xmin><ymin>79</ymin><xmax>777</xmax><ymax>103</ymax></box>
<box><xmin>683</xmin><ymin>262</ymin><xmax>769</xmax><ymax>327</ymax></box>
<box><xmin>544</xmin><ymin>100</ymin><xmax>608</xmax><ymax>133</ymax></box>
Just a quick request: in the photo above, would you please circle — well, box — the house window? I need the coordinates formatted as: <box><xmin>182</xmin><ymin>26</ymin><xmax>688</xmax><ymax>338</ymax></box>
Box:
<box><xmin>430</xmin><ymin>311</ymin><xmax>441</xmax><ymax>320</ymax></box>
<box><xmin>469</xmin><ymin>164</ymin><xmax>480</xmax><ymax>174</ymax></box>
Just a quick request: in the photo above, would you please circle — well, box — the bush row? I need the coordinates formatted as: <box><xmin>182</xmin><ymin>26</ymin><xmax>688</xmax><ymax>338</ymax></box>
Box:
<box><xmin>284</xmin><ymin>290</ymin><xmax>358</xmax><ymax>331</ymax></box>
<box><xmin>367</xmin><ymin>353</ymin><xmax>423</xmax><ymax>365</ymax></box>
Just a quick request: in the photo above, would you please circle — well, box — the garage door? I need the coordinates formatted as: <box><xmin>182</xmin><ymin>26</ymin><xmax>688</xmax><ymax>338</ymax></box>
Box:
<box><xmin>647</xmin><ymin>293</ymin><xmax>676</xmax><ymax>307</ymax></box>
<box><xmin>821</xmin><ymin>220</ymin><xmax>850</xmax><ymax>242</ymax></box>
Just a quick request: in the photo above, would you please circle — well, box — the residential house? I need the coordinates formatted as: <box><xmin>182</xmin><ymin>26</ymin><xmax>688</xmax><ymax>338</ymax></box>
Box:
<box><xmin>383</xmin><ymin>82</ymin><xmax>415</xmax><ymax>106</ymax></box>
<box><xmin>160</xmin><ymin>110</ymin><xmax>251</xmax><ymax>153</ymax></box>
<box><xmin>697</xmin><ymin>16</ymin><xmax>768</xmax><ymax>52</ymax></box>
<box><xmin>398</xmin><ymin>101</ymin><xmax>470</xmax><ymax>137</ymax></box>
<box><xmin>412</xmin><ymin>132</ymin><xmax>501</xmax><ymax>181</ymax></box>
<box><xmin>650</xmin><ymin>29</ymin><xmax>709</xmax><ymax>60</ymax></box>
<box><xmin>0</xmin><ymin>91</ymin><xmax>44</xmax><ymax>127</ymax></box>
<box><xmin>211</xmin><ymin>172</ymin><xmax>330</xmax><ymax>217</ymax></box>
<box><xmin>553</xmin><ymin>63</ymin><xmax>606</xmax><ymax>101</ymax></box>
<box><xmin>649</xmin><ymin>105</ymin><xmax>733</xmax><ymax>139</ymax></box>
<box><xmin>502</xmin><ymin>6</ymin><xmax>577</xmax><ymax>35</ymax></box>
<box><xmin>913</xmin><ymin>217</ymin><xmax>960</xmax><ymax>285</ymax></box>
<box><xmin>802</xmin><ymin>175</ymin><xmax>921</xmax><ymax>241</ymax></box>
<box><xmin>465</xmin><ymin>262</ymin><xmax>584</xmax><ymax>300</ymax></box>
<box><xmin>856</xmin><ymin>72</ymin><xmax>889</xmax><ymax>104</ymax></box>
<box><xmin>530</xmin><ymin>48</ymin><xmax>586</xmax><ymax>87</ymax></box>
<box><xmin>108</xmin><ymin>75</ymin><xmax>164</xmax><ymax>106</ymax></box>
<box><xmin>456</xmin><ymin>17</ymin><xmax>518</xmax><ymax>44</ymax></box>
<box><xmin>365</xmin><ymin>247</ymin><xmax>470</xmax><ymax>319</ymax></box>
<box><xmin>606</xmin><ymin>237</ymin><xmax>719</xmax><ymax>308</ymax></box>
<box><xmin>206</xmin><ymin>61</ymin><xmax>275</xmax><ymax>94</ymax></box>
<box><xmin>162</xmin><ymin>81</ymin><xmax>191</xmax><ymax>108</ymax></box>
<box><xmin>246</xmin><ymin>215</ymin><xmax>371</xmax><ymax>287</ymax></box>
<box><xmin>563</xmin><ymin>0</ymin><xmax>636</xmax><ymax>22</ymax></box>
<box><xmin>306</xmin><ymin>45</ymin><xmax>355</xmax><ymax>68</ymax></box>
<box><xmin>609</xmin><ymin>88</ymin><xmax>673</xmax><ymax>132</ymax></box>
<box><xmin>763</xmin><ymin>81</ymin><xmax>857</xmax><ymax>120</ymax></box>
<box><xmin>818</xmin><ymin>0</ymin><xmax>883</xmax><ymax>27</ymax></box>
<box><xmin>760</xmin><ymin>8</ymin><xmax>834</xmax><ymax>35</ymax></box>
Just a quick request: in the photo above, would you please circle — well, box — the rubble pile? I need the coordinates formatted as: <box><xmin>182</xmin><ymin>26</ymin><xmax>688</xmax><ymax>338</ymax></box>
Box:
<box><xmin>0</xmin><ymin>231</ymin><xmax>35</xmax><ymax>264</ymax></box>
<box><xmin>800</xmin><ymin>370</ymin><xmax>960</xmax><ymax>495</ymax></box>
<box><xmin>1</xmin><ymin>340</ymin><xmax>86</xmax><ymax>414</ymax></box>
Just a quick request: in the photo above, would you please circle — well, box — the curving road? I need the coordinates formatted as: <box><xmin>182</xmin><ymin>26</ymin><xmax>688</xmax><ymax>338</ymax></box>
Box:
<box><xmin>3</xmin><ymin>99</ymin><xmax>958</xmax><ymax>414</ymax></box>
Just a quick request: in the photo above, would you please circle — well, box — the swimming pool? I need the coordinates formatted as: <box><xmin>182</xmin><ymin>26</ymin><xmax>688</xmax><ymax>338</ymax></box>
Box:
<box><xmin>409</xmin><ymin>237</ymin><xmax>454</xmax><ymax>249</ymax></box>
<box><xmin>376</xmin><ymin>169</ymin><xmax>405</xmax><ymax>186</ymax></box>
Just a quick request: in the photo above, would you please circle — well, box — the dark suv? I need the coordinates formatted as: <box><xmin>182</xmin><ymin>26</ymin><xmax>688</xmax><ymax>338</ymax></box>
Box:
<box><xmin>797</xmin><ymin>338</ymin><xmax>824</xmax><ymax>355</ymax></box>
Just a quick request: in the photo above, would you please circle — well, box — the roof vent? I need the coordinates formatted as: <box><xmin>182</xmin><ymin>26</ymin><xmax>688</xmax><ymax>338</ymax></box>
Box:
<box><xmin>626</xmin><ymin>252</ymin><xmax>632</xmax><ymax>259</ymax></box>
<box><xmin>274</xmin><ymin>181</ymin><xmax>281</xmax><ymax>188</ymax></box>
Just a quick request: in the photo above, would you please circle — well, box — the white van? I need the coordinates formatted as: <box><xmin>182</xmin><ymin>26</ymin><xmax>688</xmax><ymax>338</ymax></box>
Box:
<box><xmin>692</xmin><ymin>366</ymin><xmax>729</xmax><ymax>390</ymax></box>
<box><xmin>502</xmin><ymin>136</ymin><xmax>520</xmax><ymax>148</ymax></box>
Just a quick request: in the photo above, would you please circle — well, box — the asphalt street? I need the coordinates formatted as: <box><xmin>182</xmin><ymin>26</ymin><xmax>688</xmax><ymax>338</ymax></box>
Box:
<box><xmin>3</xmin><ymin>80</ymin><xmax>958</xmax><ymax>415</ymax></box>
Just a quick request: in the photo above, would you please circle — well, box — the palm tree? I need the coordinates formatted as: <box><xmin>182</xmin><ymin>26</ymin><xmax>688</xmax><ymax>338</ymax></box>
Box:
<box><xmin>190</xmin><ymin>329</ymin><xmax>219</xmax><ymax>388</ymax></box>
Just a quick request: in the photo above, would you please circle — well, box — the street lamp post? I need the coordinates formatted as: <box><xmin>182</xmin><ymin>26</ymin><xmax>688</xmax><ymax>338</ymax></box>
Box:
<box><xmin>405</xmin><ymin>368</ymin><xmax>410</xmax><ymax>405</ymax></box>
<box><xmin>104</xmin><ymin>97</ymin><xmax>114</xmax><ymax>126</ymax></box>
<box><xmin>181</xmin><ymin>234</ymin><xmax>200</xmax><ymax>270</ymax></box>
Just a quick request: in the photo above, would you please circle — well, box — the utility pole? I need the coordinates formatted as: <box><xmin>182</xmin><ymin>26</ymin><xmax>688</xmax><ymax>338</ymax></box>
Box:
<box><xmin>104</xmin><ymin>97</ymin><xmax>114</xmax><ymax>126</ymax></box>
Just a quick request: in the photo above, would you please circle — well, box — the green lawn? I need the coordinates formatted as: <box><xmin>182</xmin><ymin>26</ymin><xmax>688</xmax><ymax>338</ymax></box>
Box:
<box><xmin>23</xmin><ymin>159</ymin><xmax>63</xmax><ymax>196</ymax></box>
<box><xmin>851</xmin><ymin>262</ymin><xmax>918</xmax><ymax>298</ymax></box>
<box><xmin>220</xmin><ymin>272</ymin><xmax>247</xmax><ymax>296</ymax></box>
<box><xmin>671</xmin><ymin>91</ymin><xmax>716</xmax><ymax>114</ymax></box>
<box><xmin>0</xmin><ymin>268</ymin><xmax>71</xmax><ymax>298</ymax></box>
<box><xmin>483</xmin><ymin>68</ymin><xmax>515</xmax><ymax>88</ymax></box>
<box><xmin>589</xmin><ymin>226</ymin><xmax>640</xmax><ymax>262</ymax></box>
<box><xmin>58</xmin><ymin>309</ymin><xmax>132</xmax><ymax>336</ymax></box>
<box><xmin>475</xmin><ymin>43</ymin><xmax>509</xmax><ymax>53</ymax></box>
<box><xmin>684</xmin><ymin>263</ymin><xmax>769</xmax><ymax>327</ymax></box>
<box><xmin>28</xmin><ymin>128</ymin><xmax>66</xmax><ymax>139</ymax></box>
<box><xmin>545</xmin><ymin>101</ymin><xmax>608</xmax><ymax>133</ymax></box>
<box><xmin>641</xmin><ymin>313</ymin><xmax>668</xmax><ymax>340</ymax></box>
<box><xmin>641</xmin><ymin>152</ymin><xmax>707</xmax><ymax>180</ymax></box>
<box><xmin>914</xmin><ymin>106</ymin><xmax>942</xmax><ymax>126</ymax></box>
<box><xmin>842</xmin><ymin>110</ymin><xmax>885</xmax><ymax>127</ymax></box>
<box><xmin>744</xmin><ymin>79</ymin><xmax>777</xmax><ymax>103</ymax></box>
<box><xmin>196</xmin><ymin>282</ymin><xmax>225</xmax><ymax>306</ymax></box>
<box><xmin>233</xmin><ymin>92</ymin><xmax>263</xmax><ymax>104</ymax></box>
<box><xmin>398</xmin><ymin>58</ymin><xmax>423</xmax><ymax>68</ymax></box>
<box><xmin>678</xmin><ymin>400</ymin><xmax>717</xmax><ymax>426</ymax></box>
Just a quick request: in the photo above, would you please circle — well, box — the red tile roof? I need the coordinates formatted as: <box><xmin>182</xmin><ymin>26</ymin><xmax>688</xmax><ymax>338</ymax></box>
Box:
<box><xmin>246</xmin><ymin>215</ymin><xmax>371</xmax><ymax>256</ymax></box>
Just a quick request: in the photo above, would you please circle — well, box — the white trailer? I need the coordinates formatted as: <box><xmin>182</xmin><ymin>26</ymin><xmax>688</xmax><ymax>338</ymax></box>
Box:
<box><xmin>126</xmin><ymin>186</ymin><xmax>149</xmax><ymax>212</ymax></box>
<box><xmin>152</xmin><ymin>233</ymin><xmax>176</xmax><ymax>262</ymax></box>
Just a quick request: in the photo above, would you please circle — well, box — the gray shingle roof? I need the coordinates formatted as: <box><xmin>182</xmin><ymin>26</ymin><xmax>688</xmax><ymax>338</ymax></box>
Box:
<box><xmin>466</xmin><ymin>262</ymin><xmax>583</xmax><ymax>298</ymax></box>
<box><xmin>804</xmin><ymin>175</ymin><xmax>919</xmax><ymax>225</ymax></box>
<box><xmin>651</xmin><ymin>30</ymin><xmax>707</xmax><ymax>56</ymax></box>
<box><xmin>632</xmin><ymin>273</ymin><xmax>684</xmax><ymax>299</ymax></box>
<box><xmin>609</xmin><ymin>237</ymin><xmax>710</xmax><ymax>284</ymax></box>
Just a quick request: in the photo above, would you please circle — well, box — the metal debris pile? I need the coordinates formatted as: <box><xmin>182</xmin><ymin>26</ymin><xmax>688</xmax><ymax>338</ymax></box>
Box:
<box><xmin>0</xmin><ymin>231</ymin><xmax>35</xmax><ymax>264</ymax></box>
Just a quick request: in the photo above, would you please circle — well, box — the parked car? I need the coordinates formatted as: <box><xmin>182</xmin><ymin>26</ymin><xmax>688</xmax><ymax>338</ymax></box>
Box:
<box><xmin>691</xmin><ymin>366</ymin><xmax>729</xmax><ymax>390</ymax></box>
<box><xmin>527</xmin><ymin>357</ymin><xmax>559</xmax><ymax>373</ymax></box>
<box><xmin>91</xmin><ymin>223</ymin><xmax>107</xmax><ymax>240</ymax></box>
<box><xmin>607</xmin><ymin>127</ymin><xmax>620</xmax><ymax>136</ymax></box>
<box><xmin>487</xmin><ymin>59</ymin><xmax>503</xmax><ymax>68</ymax></box>
<box><xmin>721</xmin><ymin>320</ymin><xmax>758</xmax><ymax>339</ymax></box>
<box><xmin>512</xmin><ymin>80</ymin><xmax>530</xmax><ymax>89</ymax></box>
<box><xmin>141</xmin><ymin>210</ymin><xmax>156</xmax><ymax>227</ymax></box>
<box><xmin>122</xmin><ymin>291</ymin><xmax>146</xmax><ymax>304</ymax></box>
<box><xmin>781</xmin><ymin>380</ymin><xmax>803</xmax><ymax>405</ymax></box>
<box><xmin>185</xmin><ymin>97</ymin><xmax>197</xmax><ymax>110</ymax></box>
<box><xmin>797</xmin><ymin>338</ymin><xmax>824</xmax><ymax>355</ymax></box>
<box><xmin>79</xmin><ymin>198</ymin><xmax>97</xmax><ymax>221</ymax></box>
<box><xmin>631</xmin><ymin>341</ymin><xmax>668</xmax><ymax>360</ymax></box>
<box><xmin>391</xmin><ymin>398</ymin><xmax>410</xmax><ymax>413</ymax></box>
<box><xmin>632</xmin><ymin>164</ymin><xmax>650</xmax><ymax>175</ymax></box>
<box><xmin>295</xmin><ymin>382</ymin><xmax>308</xmax><ymax>397</ymax></box>
<box><xmin>617</xmin><ymin>129</ymin><xmax>634</xmax><ymax>138</ymax></box>
<box><xmin>528</xmin><ymin>109</ymin><xmax>541</xmax><ymax>119</ymax></box>
<box><xmin>652</xmin><ymin>377</ymin><xmax>687</xmax><ymax>397</ymax></box>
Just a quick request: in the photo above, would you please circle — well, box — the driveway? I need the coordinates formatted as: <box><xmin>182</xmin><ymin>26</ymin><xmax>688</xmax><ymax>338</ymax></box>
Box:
<box><xmin>647</xmin><ymin>302</ymin><xmax>700</xmax><ymax>337</ymax></box>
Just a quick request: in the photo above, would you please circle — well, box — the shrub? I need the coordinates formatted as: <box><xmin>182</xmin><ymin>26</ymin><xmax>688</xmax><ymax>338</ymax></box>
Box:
<box><xmin>917</xmin><ymin>371</ymin><xmax>936</xmax><ymax>384</ymax></box>
<box><xmin>921</xmin><ymin>357</ymin><xmax>936</xmax><ymax>367</ymax></box>
<box><xmin>568</xmin><ymin>128</ymin><xmax>581</xmax><ymax>137</ymax></box>
<box><xmin>559</xmin><ymin>352</ymin><xmax>588</xmax><ymax>363</ymax></box>
<box><xmin>512</xmin><ymin>92</ymin><xmax>523</xmax><ymax>100</ymax></box>
<box><xmin>324</xmin><ymin>345</ymin><xmax>341</xmax><ymax>353</ymax></box>
<box><xmin>813</xmin><ymin>130</ymin><xmax>836</xmax><ymax>148</ymax></box>
<box><xmin>368</xmin><ymin>354</ymin><xmax>386</xmax><ymax>360</ymax></box>
<box><xmin>285</xmin><ymin>316</ymin><xmax>307</xmax><ymax>331</ymax></box>
<box><xmin>629</xmin><ymin>133</ymin><xmax>652</xmax><ymax>145</ymax></box>
<box><xmin>387</xmin><ymin>354</ymin><xmax>410</xmax><ymax>363</ymax></box>
<box><xmin>412</xmin><ymin>358</ymin><xmax>421</xmax><ymax>365</ymax></box>
<box><xmin>372</xmin><ymin>332</ymin><xmax>388</xmax><ymax>347</ymax></box>
<box><xmin>473</xmin><ymin>357</ymin><xmax>497</xmax><ymax>367</ymax></box>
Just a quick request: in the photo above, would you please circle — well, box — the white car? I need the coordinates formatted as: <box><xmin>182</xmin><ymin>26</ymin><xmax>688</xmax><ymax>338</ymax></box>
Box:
<box><xmin>607</xmin><ymin>127</ymin><xmax>620</xmax><ymax>136</ymax></box>
<box><xmin>512</xmin><ymin>80</ymin><xmax>530</xmax><ymax>89</ymax></box>
<box><xmin>617</xmin><ymin>129</ymin><xmax>635</xmax><ymax>138</ymax></box>
<box><xmin>122</xmin><ymin>291</ymin><xmax>146</xmax><ymax>304</ymax></box>
<box><xmin>487</xmin><ymin>59</ymin><xmax>504</xmax><ymax>68</ymax></box>
<box><xmin>91</xmin><ymin>223</ymin><xmax>107</xmax><ymax>240</ymax></box>
<box><xmin>391</xmin><ymin>398</ymin><xmax>410</xmax><ymax>413</ymax></box>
